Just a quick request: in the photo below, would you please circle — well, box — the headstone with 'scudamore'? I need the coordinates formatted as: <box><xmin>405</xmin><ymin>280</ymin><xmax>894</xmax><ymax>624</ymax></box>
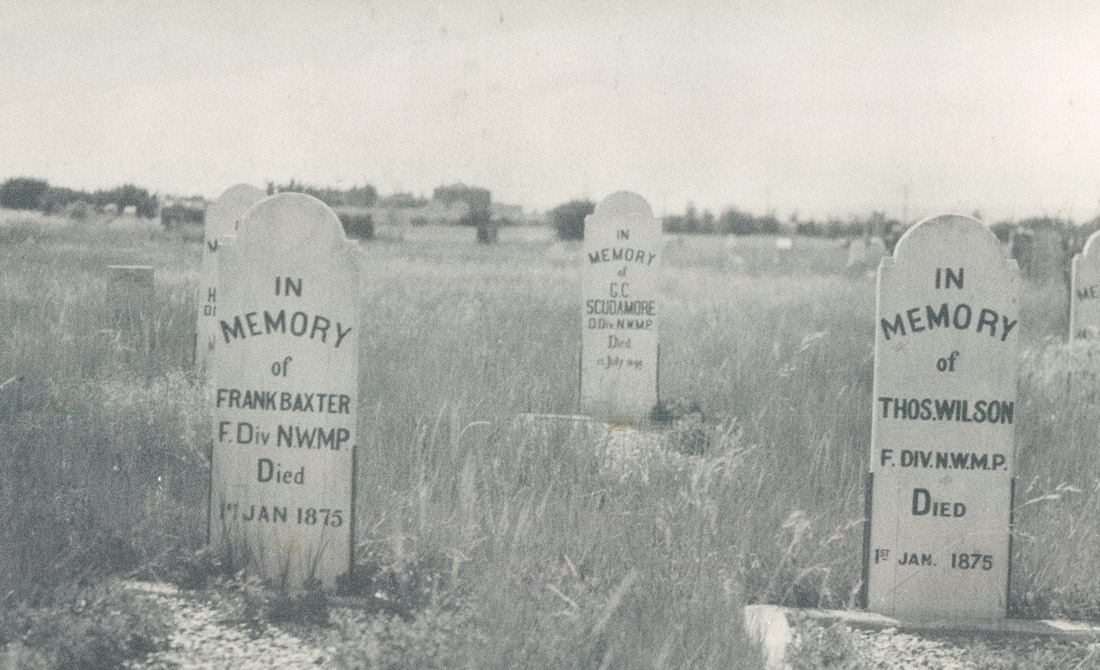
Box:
<box><xmin>1070</xmin><ymin>230</ymin><xmax>1100</xmax><ymax>341</ymax></box>
<box><xmin>868</xmin><ymin>215</ymin><xmax>1019</xmax><ymax>619</ymax></box>
<box><xmin>581</xmin><ymin>192</ymin><xmax>660</xmax><ymax>423</ymax></box>
<box><xmin>209</xmin><ymin>193</ymin><xmax>359</xmax><ymax>588</ymax></box>
<box><xmin>197</xmin><ymin>184</ymin><xmax>268</xmax><ymax>372</ymax></box>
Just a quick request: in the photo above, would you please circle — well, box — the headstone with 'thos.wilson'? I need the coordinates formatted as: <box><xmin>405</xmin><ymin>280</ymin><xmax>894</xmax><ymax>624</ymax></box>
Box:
<box><xmin>868</xmin><ymin>214</ymin><xmax>1019</xmax><ymax>619</ymax></box>
<box><xmin>1070</xmin><ymin>229</ymin><xmax>1100</xmax><ymax>342</ymax></box>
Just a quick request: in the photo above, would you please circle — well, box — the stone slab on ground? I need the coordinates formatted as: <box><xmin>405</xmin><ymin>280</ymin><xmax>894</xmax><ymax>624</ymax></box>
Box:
<box><xmin>744</xmin><ymin>604</ymin><xmax>1100</xmax><ymax>670</ymax></box>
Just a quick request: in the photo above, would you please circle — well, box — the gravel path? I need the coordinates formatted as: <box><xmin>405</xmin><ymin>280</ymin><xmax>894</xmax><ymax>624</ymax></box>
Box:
<box><xmin>121</xmin><ymin>582</ymin><xmax>336</xmax><ymax>670</ymax></box>
<box><xmin>121</xmin><ymin>581</ymin><xmax>1100</xmax><ymax>669</ymax></box>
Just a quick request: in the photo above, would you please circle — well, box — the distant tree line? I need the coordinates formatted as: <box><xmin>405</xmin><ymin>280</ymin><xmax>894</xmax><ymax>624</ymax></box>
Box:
<box><xmin>267</xmin><ymin>179</ymin><xmax>378</xmax><ymax>208</ymax></box>
<box><xmin>661</xmin><ymin>203</ymin><xmax>909</xmax><ymax>240</ymax></box>
<box><xmin>551</xmin><ymin>200</ymin><xmax>907</xmax><ymax>243</ymax></box>
<box><xmin>0</xmin><ymin>177</ymin><xmax>158</xmax><ymax>218</ymax></box>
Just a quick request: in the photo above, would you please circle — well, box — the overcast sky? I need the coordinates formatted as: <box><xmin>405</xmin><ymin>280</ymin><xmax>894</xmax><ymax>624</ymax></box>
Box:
<box><xmin>2</xmin><ymin>1</ymin><xmax>1098</xmax><ymax>222</ymax></box>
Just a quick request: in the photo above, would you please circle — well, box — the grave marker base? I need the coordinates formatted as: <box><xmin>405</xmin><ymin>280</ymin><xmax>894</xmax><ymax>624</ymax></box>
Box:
<box><xmin>746</xmin><ymin>604</ymin><xmax>1100</xmax><ymax>670</ymax></box>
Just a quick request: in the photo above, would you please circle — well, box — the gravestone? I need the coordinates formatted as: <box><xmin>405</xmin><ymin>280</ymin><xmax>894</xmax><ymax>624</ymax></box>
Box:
<box><xmin>106</xmin><ymin>265</ymin><xmax>154</xmax><ymax>329</ymax></box>
<box><xmin>581</xmin><ymin>192</ymin><xmax>660</xmax><ymax>423</ymax></box>
<box><xmin>867</xmin><ymin>214</ymin><xmax>1019</xmax><ymax>619</ymax></box>
<box><xmin>847</xmin><ymin>236</ymin><xmax>888</xmax><ymax>271</ymax></box>
<box><xmin>209</xmin><ymin>193</ymin><xmax>359</xmax><ymax>588</ymax></box>
<box><xmin>1069</xmin><ymin>230</ymin><xmax>1100</xmax><ymax>341</ymax></box>
<box><xmin>197</xmin><ymin>184</ymin><xmax>267</xmax><ymax>372</ymax></box>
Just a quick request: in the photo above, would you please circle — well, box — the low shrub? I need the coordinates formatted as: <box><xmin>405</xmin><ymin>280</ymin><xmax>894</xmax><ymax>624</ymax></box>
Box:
<box><xmin>0</xmin><ymin>584</ymin><xmax>169</xmax><ymax>670</ymax></box>
<box><xmin>62</xmin><ymin>200</ymin><xmax>93</xmax><ymax>221</ymax></box>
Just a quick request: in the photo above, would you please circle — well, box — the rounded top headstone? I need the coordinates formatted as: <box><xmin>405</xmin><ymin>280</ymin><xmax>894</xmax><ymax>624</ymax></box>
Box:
<box><xmin>590</xmin><ymin>191</ymin><xmax>655</xmax><ymax>228</ymax></box>
<box><xmin>891</xmin><ymin>214</ymin><xmax>1002</xmax><ymax>265</ymax></box>
<box><xmin>1081</xmin><ymin>229</ymin><xmax>1100</xmax><ymax>258</ymax></box>
<box><xmin>206</xmin><ymin>184</ymin><xmax>268</xmax><ymax>238</ymax></box>
<box><xmin>236</xmin><ymin>192</ymin><xmax>348</xmax><ymax>257</ymax></box>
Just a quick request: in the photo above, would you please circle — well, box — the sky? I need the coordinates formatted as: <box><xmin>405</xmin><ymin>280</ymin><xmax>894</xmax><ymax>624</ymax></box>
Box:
<box><xmin>2</xmin><ymin>0</ymin><xmax>1099</xmax><ymax>222</ymax></box>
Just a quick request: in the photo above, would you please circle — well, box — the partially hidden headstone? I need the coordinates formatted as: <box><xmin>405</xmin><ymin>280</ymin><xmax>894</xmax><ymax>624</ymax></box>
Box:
<box><xmin>106</xmin><ymin>265</ymin><xmax>154</xmax><ymax>330</ymax></box>
<box><xmin>197</xmin><ymin>184</ymin><xmax>267</xmax><ymax>372</ymax></box>
<box><xmin>847</xmin><ymin>236</ymin><xmax>888</xmax><ymax>271</ymax></box>
<box><xmin>209</xmin><ymin>193</ymin><xmax>359</xmax><ymax>588</ymax></box>
<box><xmin>581</xmin><ymin>192</ymin><xmax>660</xmax><ymax>424</ymax></box>
<box><xmin>868</xmin><ymin>214</ymin><xmax>1019</xmax><ymax>619</ymax></box>
<box><xmin>1069</xmin><ymin>229</ymin><xmax>1100</xmax><ymax>341</ymax></box>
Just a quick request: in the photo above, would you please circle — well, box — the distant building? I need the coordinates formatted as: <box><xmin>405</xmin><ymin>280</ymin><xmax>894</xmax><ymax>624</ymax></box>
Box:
<box><xmin>376</xmin><ymin>192</ymin><xmax>428</xmax><ymax>208</ymax></box>
<box><xmin>353</xmin><ymin>199</ymin><xmax>470</xmax><ymax>228</ymax></box>
<box><xmin>491</xmin><ymin>202</ymin><xmax>524</xmax><ymax>225</ymax></box>
<box><xmin>159</xmin><ymin>195</ymin><xmax>206</xmax><ymax>228</ymax></box>
<box><xmin>433</xmin><ymin>183</ymin><xmax>491</xmax><ymax>226</ymax></box>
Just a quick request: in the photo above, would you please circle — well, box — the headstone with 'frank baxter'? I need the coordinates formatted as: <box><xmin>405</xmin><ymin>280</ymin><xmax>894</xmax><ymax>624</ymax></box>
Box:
<box><xmin>581</xmin><ymin>192</ymin><xmax>660</xmax><ymax>425</ymax></box>
<box><xmin>867</xmin><ymin>214</ymin><xmax>1019</xmax><ymax>619</ymax></box>
<box><xmin>209</xmin><ymin>193</ymin><xmax>359</xmax><ymax>588</ymax></box>
<box><xmin>1070</xmin><ymin>229</ymin><xmax>1100</xmax><ymax>342</ymax></box>
<box><xmin>197</xmin><ymin>184</ymin><xmax>267</xmax><ymax>372</ymax></box>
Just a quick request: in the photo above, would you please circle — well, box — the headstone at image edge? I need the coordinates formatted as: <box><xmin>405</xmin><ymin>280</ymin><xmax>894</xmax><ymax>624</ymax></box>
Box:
<box><xmin>1069</xmin><ymin>229</ymin><xmax>1100</xmax><ymax>341</ymax></box>
<box><xmin>106</xmin><ymin>265</ymin><xmax>155</xmax><ymax>329</ymax></box>
<box><xmin>868</xmin><ymin>214</ymin><xmax>1019</xmax><ymax>619</ymax></box>
<box><xmin>581</xmin><ymin>192</ymin><xmax>660</xmax><ymax>423</ymax></box>
<box><xmin>197</xmin><ymin>184</ymin><xmax>268</xmax><ymax>372</ymax></box>
<box><xmin>209</xmin><ymin>193</ymin><xmax>359</xmax><ymax>588</ymax></box>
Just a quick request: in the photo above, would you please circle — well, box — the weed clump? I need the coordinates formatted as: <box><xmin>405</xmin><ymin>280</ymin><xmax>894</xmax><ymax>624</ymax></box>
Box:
<box><xmin>650</xmin><ymin>397</ymin><xmax>709</xmax><ymax>454</ymax></box>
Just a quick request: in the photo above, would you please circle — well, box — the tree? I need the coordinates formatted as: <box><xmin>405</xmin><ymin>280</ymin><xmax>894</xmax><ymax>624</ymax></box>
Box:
<box><xmin>38</xmin><ymin>186</ymin><xmax>83</xmax><ymax>215</ymax></box>
<box><xmin>94</xmin><ymin>184</ymin><xmax>157</xmax><ymax>218</ymax></box>
<box><xmin>684</xmin><ymin>203</ymin><xmax>699</xmax><ymax>234</ymax></box>
<box><xmin>719</xmin><ymin>207</ymin><xmax>755</xmax><ymax>235</ymax></box>
<box><xmin>267</xmin><ymin>179</ymin><xmax>379</xmax><ymax>209</ymax></box>
<box><xmin>0</xmin><ymin>177</ymin><xmax>49</xmax><ymax>210</ymax></box>
<box><xmin>550</xmin><ymin>199</ymin><xmax>595</xmax><ymax>240</ymax></box>
<box><xmin>700</xmin><ymin>209</ymin><xmax>716</xmax><ymax>234</ymax></box>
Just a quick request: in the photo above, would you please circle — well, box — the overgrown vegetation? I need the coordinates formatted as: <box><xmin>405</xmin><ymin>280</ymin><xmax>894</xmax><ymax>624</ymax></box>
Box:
<box><xmin>1</xmin><ymin>210</ymin><xmax>1099</xmax><ymax>666</ymax></box>
<box><xmin>0</xmin><ymin>583</ymin><xmax>170</xmax><ymax>670</ymax></box>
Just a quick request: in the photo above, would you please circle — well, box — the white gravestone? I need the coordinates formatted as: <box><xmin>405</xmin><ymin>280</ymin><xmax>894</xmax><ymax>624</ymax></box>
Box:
<box><xmin>209</xmin><ymin>193</ymin><xmax>359</xmax><ymax>588</ymax></box>
<box><xmin>581</xmin><ymin>192</ymin><xmax>660</xmax><ymax>422</ymax></box>
<box><xmin>1070</xmin><ymin>230</ymin><xmax>1100</xmax><ymax>341</ymax></box>
<box><xmin>868</xmin><ymin>215</ymin><xmax>1019</xmax><ymax>619</ymax></box>
<box><xmin>197</xmin><ymin>184</ymin><xmax>267</xmax><ymax>372</ymax></box>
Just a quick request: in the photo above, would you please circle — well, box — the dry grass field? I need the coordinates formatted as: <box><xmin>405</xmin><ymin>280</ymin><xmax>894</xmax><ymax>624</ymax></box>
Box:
<box><xmin>0</xmin><ymin>210</ymin><xmax>1097</xmax><ymax>667</ymax></box>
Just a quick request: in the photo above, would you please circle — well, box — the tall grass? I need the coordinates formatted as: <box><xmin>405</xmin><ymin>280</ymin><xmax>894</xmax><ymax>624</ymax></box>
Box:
<box><xmin>0</xmin><ymin>213</ymin><xmax>206</xmax><ymax>603</ymax></box>
<box><xmin>2</xmin><ymin>212</ymin><xmax>1099</xmax><ymax>667</ymax></box>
